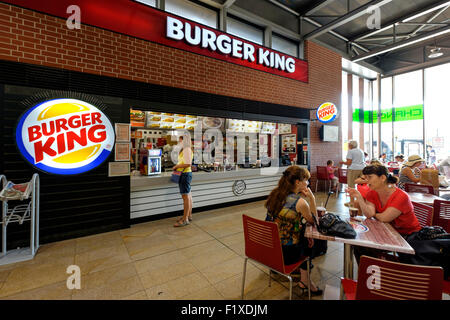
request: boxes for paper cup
[349,207,358,217]
[317,206,326,217]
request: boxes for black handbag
[317,213,357,239]
[400,227,450,280]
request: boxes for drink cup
[317,206,326,217]
[349,207,358,218]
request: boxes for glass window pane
[393,71,423,161]
[372,79,379,159]
[166,0,218,28]
[136,0,156,7]
[342,71,348,155]
[381,77,393,161]
[352,75,359,145]
[227,16,263,45]
[272,34,297,57]
[363,79,371,158]
[425,63,450,165]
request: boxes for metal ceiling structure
[198,0,450,77]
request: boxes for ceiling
[202,0,450,77]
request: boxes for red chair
[405,183,435,195]
[432,200,450,232]
[337,168,347,196]
[241,214,310,300]
[341,255,443,300]
[315,166,331,193]
[412,201,434,228]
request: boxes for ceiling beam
[302,17,370,53]
[303,0,392,40]
[266,0,299,16]
[301,0,338,17]
[223,0,236,8]
[350,0,450,41]
[382,54,450,77]
[351,25,450,62]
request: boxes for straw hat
[405,155,425,167]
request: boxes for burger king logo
[316,102,338,123]
[16,98,115,175]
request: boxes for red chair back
[404,183,434,194]
[316,166,329,180]
[432,200,450,232]
[338,168,347,184]
[355,256,443,300]
[412,201,434,228]
[242,214,285,273]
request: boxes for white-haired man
[339,140,366,189]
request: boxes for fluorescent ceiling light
[402,1,450,22]
[352,27,450,62]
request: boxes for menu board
[146,112,197,130]
[260,122,276,134]
[282,134,296,153]
[227,119,261,133]
[279,123,292,134]
[130,109,145,127]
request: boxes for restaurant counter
[130,166,307,219]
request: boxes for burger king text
[28,112,106,162]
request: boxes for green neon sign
[353,104,423,123]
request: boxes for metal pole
[392,76,395,160]
[377,74,382,157]
[30,174,35,256]
[422,69,426,160]
[35,174,39,251]
[1,175,7,256]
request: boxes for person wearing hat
[397,155,425,190]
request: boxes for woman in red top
[347,165,421,263]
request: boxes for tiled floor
[0,191,448,300]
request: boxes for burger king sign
[16,98,115,175]
[316,102,338,123]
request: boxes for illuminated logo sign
[16,99,115,175]
[316,102,338,123]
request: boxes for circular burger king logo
[316,102,338,123]
[16,98,115,175]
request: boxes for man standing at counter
[339,140,366,189]
[173,135,194,227]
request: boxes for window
[393,70,423,161]
[380,77,393,161]
[226,15,263,45]
[165,0,218,28]
[135,0,156,7]
[272,34,298,57]
[425,63,450,165]
[372,79,379,159]
[341,72,348,154]
[352,75,360,145]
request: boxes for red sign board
[4,0,308,83]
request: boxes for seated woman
[265,165,322,296]
[347,165,421,263]
[397,155,425,190]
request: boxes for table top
[407,192,445,204]
[305,214,415,255]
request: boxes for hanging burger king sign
[16,98,115,175]
[316,102,338,123]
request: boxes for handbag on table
[317,213,357,239]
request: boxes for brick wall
[0,2,342,189]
